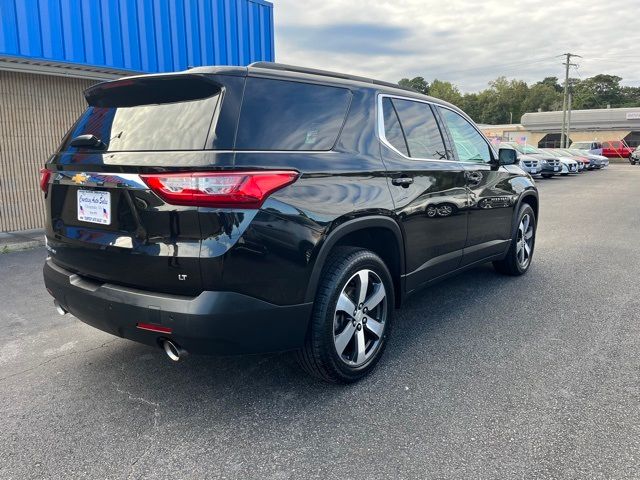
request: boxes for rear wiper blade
[70,134,106,150]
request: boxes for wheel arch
[518,191,539,220]
[508,191,539,244]
[304,216,405,307]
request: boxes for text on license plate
[77,190,111,225]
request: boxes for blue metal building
[0,0,275,232]
[0,0,274,75]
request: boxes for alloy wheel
[333,269,387,366]
[516,213,534,268]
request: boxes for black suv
[42,62,538,383]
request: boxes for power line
[429,55,557,78]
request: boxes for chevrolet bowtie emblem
[71,173,89,184]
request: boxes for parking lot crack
[112,383,161,479]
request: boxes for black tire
[493,204,536,276]
[296,247,395,383]
[541,174,552,178]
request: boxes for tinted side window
[236,77,351,151]
[392,99,447,160]
[381,97,409,156]
[439,108,491,163]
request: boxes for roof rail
[248,62,419,94]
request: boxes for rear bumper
[44,259,312,355]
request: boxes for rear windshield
[62,75,221,151]
[235,77,351,151]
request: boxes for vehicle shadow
[68,262,528,425]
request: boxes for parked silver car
[564,148,608,168]
[543,148,595,171]
[502,142,561,178]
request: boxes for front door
[378,96,468,294]
[436,106,515,265]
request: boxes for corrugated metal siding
[0,0,274,72]
[0,71,94,232]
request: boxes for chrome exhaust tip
[162,339,186,362]
[53,300,68,316]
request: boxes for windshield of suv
[522,145,541,154]
[540,149,559,157]
[502,142,524,153]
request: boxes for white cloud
[271,0,640,92]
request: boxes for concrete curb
[0,229,45,254]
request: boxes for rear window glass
[63,76,221,151]
[235,78,351,151]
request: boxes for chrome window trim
[376,93,498,165]
[376,94,458,164]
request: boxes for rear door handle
[392,177,414,187]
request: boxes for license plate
[531,169,537,174]
[554,167,559,171]
[77,190,111,225]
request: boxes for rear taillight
[39,167,51,193]
[141,171,299,208]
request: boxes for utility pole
[560,53,581,147]
[567,91,572,147]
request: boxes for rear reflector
[39,167,51,193]
[141,171,298,208]
[137,323,173,334]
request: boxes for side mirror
[498,148,517,165]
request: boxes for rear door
[44,73,242,295]
[378,96,468,292]
[436,106,514,265]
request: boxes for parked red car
[601,140,633,158]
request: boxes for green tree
[398,76,429,95]
[428,79,463,106]
[395,73,640,124]
[523,82,563,113]
[477,77,529,124]
[572,74,623,109]
[537,76,562,92]
[621,86,640,107]
[460,93,482,122]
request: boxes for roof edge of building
[0,55,141,81]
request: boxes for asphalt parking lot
[2,164,640,479]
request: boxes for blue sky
[272,0,640,92]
